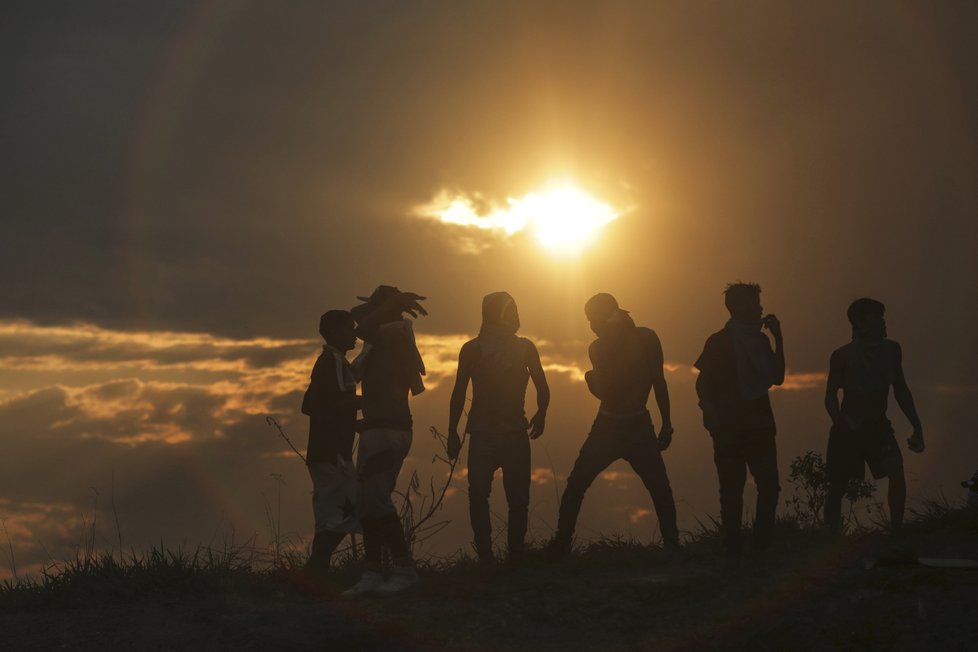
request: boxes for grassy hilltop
[0,500,976,651]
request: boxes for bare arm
[526,342,550,439]
[647,331,673,449]
[764,315,786,386]
[891,342,924,450]
[354,292,428,340]
[694,338,718,433]
[584,341,606,400]
[447,343,475,459]
[824,350,843,425]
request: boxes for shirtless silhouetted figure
[695,283,784,564]
[824,298,924,533]
[343,286,428,596]
[447,292,550,562]
[552,293,679,553]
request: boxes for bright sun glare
[418,182,621,255]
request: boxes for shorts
[826,418,903,483]
[308,457,360,534]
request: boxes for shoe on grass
[375,565,420,595]
[341,570,385,597]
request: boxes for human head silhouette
[481,291,520,334]
[585,293,629,337]
[724,282,763,323]
[351,285,427,325]
[320,310,356,352]
[847,297,887,340]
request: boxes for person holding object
[343,285,428,596]
[823,297,924,533]
[551,293,679,554]
[447,292,550,563]
[301,310,361,578]
[695,282,784,566]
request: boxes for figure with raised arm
[824,298,924,533]
[343,285,428,596]
[551,293,679,554]
[447,292,550,563]
[300,310,360,577]
[695,282,784,566]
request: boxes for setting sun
[416,182,621,255]
[522,186,620,253]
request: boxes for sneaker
[663,537,681,553]
[374,565,420,595]
[341,570,385,597]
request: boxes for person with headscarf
[694,282,784,567]
[342,285,428,596]
[447,292,550,563]
[824,297,924,533]
[300,310,360,578]
[550,293,680,554]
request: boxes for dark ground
[2,510,976,652]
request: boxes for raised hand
[762,314,782,339]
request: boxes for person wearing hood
[695,282,784,566]
[823,297,924,533]
[551,293,680,554]
[447,292,550,563]
[342,285,428,596]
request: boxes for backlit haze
[2,2,978,578]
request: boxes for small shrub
[785,450,876,530]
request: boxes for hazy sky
[2,1,977,576]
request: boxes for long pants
[712,426,780,557]
[467,430,531,557]
[556,412,679,546]
[357,428,413,567]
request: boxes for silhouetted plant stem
[265,416,306,463]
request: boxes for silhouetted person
[447,292,550,563]
[824,298,924,533]
[343,285,428,596]
[551,293,679,553]
[300,310,360,576]
[695,282,784,565]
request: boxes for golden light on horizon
[416,182,621,255]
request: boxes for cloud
[0,498,91,577]
[777,371,827,391]
[0,320,318,450]
[0,321,594,453]
[541,362,587,383]
[600,471,635,482]
[615,506,654,525]
[414,184,622,254]
[414,334,470,390]
[530,467,562,486]
[682,361,827,392]
[0,320,311,374]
